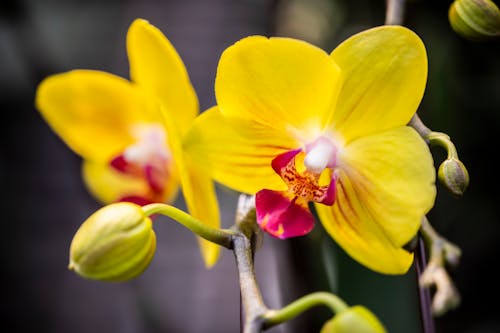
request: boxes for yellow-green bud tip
[69,202,156,282]
[449,0,500,41]
[438,158,470,196]
[320,306,387,333]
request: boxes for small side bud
[438,158,470,196]
[449,0,500,41]
[69,202,156,282]
[320,306,387,333]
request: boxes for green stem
[261,292,348,329]
[427,132,459,160]
[142,203,234,249]
[409,114,460,159]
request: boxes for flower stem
[385,0,406,25]
[230,195,351,332]
[419,217,461,316]
[427,132,459,159]
[142,203,234,249]
[261,292,348,329]
[414,236,436,333]
[233,233,268,333]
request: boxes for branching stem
[419,217,461,316]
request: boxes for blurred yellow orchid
[185,26,436,274]
[35,19,220,267]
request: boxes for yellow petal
[215,36,342,142]
[159,105,221,267]
[82,160,180,204]
[340,126,436,248]
[315,171,414,275]
[184,107,299,194]
[127,19,199,136]
[183,156,221,267]
[330,26,427,143]
[317,127,435,274]
[35,70,158,162]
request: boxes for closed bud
[69,202,156,282]
[438,157,470,196]
[320,306,387,333]
[449,0,500,41]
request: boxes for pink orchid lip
[271,148,337,206]
[110,152,169,196]
[118,195,154,206]
[255,144,338,239]
[271,148,301,175]
[256,189,315,239]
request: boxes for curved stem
[142,203,234,249]
[261,292,348,329]
[427,132,459,159]
[408,114,432,140]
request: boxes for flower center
[272,136,337,206]
[110,124,171,198]
[304,137,337,174]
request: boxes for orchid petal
[161,105,221,267]
[215,36,342,142]
[127,19,198,136]
[330,26,427,143]
[315,170,414,275]
[316,127,435,274]
[339,126,436,247]
[184,107,298,194]
[256,189,314,239]
[35,70,158,163]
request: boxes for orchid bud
[69,202,156,282]
[449,0,500,40]
[438,157,470,196]
[320,306,387,333]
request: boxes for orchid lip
[110,123,171,196]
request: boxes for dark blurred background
[2,0,499,332]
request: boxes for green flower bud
[438,157,470,196]
[320,306,387,333]
[69,202,156,282]
[449,0,500,41]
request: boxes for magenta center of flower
[256,136,337,239]
[109,124,171,203]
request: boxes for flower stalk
[385,0,406,25]
[409,116,470,196]
[142,203,234,249]
[230,194,366,332]
[261,292,348,329]
[419,217,462,316]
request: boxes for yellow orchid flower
[35,19,220,267]
[185,26,436,274]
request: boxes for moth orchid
[185,26,436,274]
[36,19,220,267]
